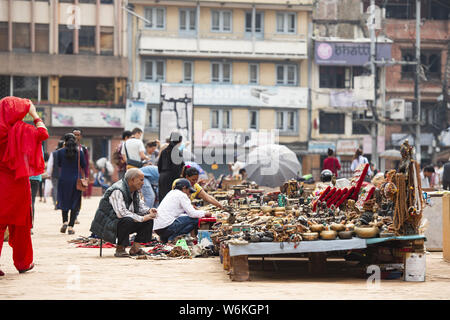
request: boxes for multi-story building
[0,0,128,164]
[310,0,391,178]
[361,0,449,166]
[126,0,313,176]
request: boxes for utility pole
[369,0,378,170]
[414,0,421,164]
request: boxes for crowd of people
[321,146,450,190]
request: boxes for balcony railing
[139,30,307,59]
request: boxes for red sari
[0,97,48,272]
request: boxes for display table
[224,235,426,281]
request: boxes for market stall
[205,140,427,281]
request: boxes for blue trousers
[155,216,198,243]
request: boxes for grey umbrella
[380,149,402,160]
[241,144,301,187]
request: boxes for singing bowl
[330,223,346,232]
[320,230,337,240]
[302,232,319,241]
[310,224,325,233]
[338,230,353,239]
[354,226,379,238]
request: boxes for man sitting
[153,178,211,243]
[90,168,157,257]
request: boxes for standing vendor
[172,167,225,210]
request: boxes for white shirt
[231,161,245,176]
[153,189,206,230]
[121,138,145,162]
[351,156,372,176]
[109,190,150,222]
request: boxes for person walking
[0,97,48,276]
[157,132,185,202]
[72,128,89,224]
[55,133,86,235]
[322,148,341,178]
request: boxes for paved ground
[1,197,450,300]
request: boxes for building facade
[361,0,450,166]
[0,0,128,164]
[127,0,313,176]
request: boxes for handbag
[76,148,88,192]
[124,140,144,168]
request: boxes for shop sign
[336,139,360,155]
[391,133,434,147]
[194,84,307,109]
[308,141,336,154]
[315,41,391,66]
[52,107,125,128]
[330,90,367,108]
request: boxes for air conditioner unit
[387,99,406,120]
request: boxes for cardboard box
[404,252,426,282]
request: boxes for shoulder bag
[124,140,144,168]
[76,147,89,192]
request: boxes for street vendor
[89,168,157,257]
[153,178,212,243]
[172,167,225,210]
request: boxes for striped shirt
[109,190,150,222]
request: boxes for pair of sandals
[114,248,148,257]
[60,224,75,235]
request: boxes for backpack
[112,144,124,166]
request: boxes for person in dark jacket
[157,132,185,202]
[90,168,157,257]
[442,158,450,190]
[55,133,85,235]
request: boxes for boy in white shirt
[153,178,211,243]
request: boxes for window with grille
[276,64,297,85]
[276,110,297,133]
[276,12,296,34]
[249,64,259,84]
[211,109,231,129]
[211,62,231,83]
[183,61,193,82]
[100,26,114,55]
[144,60,165,82]
[59,24,74,54]
[245,12,263,34]
[0,22,9,52]
[319,111,345,134]
[35,24,49,53]
[144,7,165,30]
[180,8,196,33]
[211,10,232,32]
[79,26,96,54]
[249,110,259,130]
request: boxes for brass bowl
[338,230,353,239]
[320,230,337,240]
[261,206,273,214]
[355,226,379,238]
[302,232,319,241]
[330,224,346,232]
[310,224,325,233]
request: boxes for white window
[245,12,263,33]
[211,109,231,129]
[144,7,165,30]
[144,60,165,82]
[276,12,296,34]
[183,61,193,82]
[249,110,259,130]
[276,110,297,133]
[276,64,297,85]
[211,10,232,32]
[211,62,232,83]
[249,63,259,84]
[179,8,196,32]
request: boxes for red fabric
[0,224,34,271]
[323,157,341,177]
[0,97,49,226]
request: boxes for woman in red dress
[0,97,48,276]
